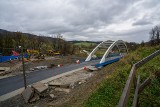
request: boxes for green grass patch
[84,45,160,107]
[74,42,96,47]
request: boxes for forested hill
[0,29,75,55]
[0,29,58,42]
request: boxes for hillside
[73,42,97,47]
[84,45,160,107]
[0,29,62,44]
[69,41,100,49]
[0,29,75,55]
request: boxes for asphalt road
[0,59,100,96]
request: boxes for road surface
[0,59,100,96]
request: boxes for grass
[74,42,96,47]
[84,45,160,107]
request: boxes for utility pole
[19,46,27,89]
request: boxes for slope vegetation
[85,45,160,107]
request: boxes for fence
[118,49,160,107]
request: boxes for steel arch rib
[100,40,127,63]
[85,40,128,63]
[85,41,105,61]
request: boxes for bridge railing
[118,49,160,107]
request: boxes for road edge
[0,67,83,102]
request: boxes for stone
[70,82,76,89]
[49,94,57,99]
[78,81,82,85]
[29,93,40,103]
[41,66,48,69]
[34,67,40,70]
[0,67,10,71]
[32,82,48,94]
[78,80,86,85]
[0,72,6,76]
[22,87,34,103]
[88,66,98,71]
[88,73,93,78]
[81,80,86,83]
[49,81,63,86]
[34,66,48,70]
[48,81,70,88]
[55,88,71,93]
[30,68,35,71]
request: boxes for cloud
[0,0,160,43]
[132,20,152,26]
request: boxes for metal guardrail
[118,49,160,107]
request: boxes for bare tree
[155,26,160,43]
[149,25,160,45]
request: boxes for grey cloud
[132,20,152,26]
[67,0,132,26]
[0,0,160,43]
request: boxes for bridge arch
[85,40,128,63]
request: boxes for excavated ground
[0,55,82,79]
[0,61,118,107]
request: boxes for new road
[0,59,100,96]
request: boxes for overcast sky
[0,0,160,43]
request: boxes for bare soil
[46,65,115,107]
[0,55,81,78]
[0,62,117,107]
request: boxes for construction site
[0,49,80,78]
[0,29,160,107]
[0,1,160,105]
[0,36,130,107]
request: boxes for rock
[34,66,48,70]
[42,66,48,69]
[48,81,70,88]
[29,93,40,103]
[88,66,98,71]
[88,73,93,78]
[78,80,86,85]
[0,70,11,76]
[0,67,10,71]
[22,87,34,103]
[70,82,76,89]
[49,94,57,99]
[0,72,6,76]
[55,88,71,93]
[78,82,82,85]
[34,67,41,70]
[30,68,34,71]
[32,82,48,94]
[81,80,86,83]
[48,81,62,86]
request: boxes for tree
[149,28,155,45]
[0,29,75,55]
[149,25,160,45]
[155,26,160,43]
[141,40,145,47]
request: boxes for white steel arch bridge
[85,40,128,67]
